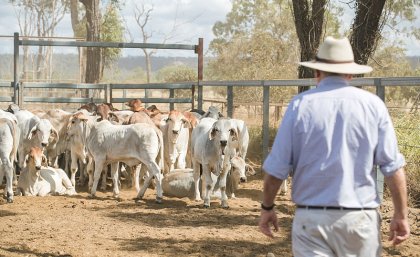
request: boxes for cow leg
[56,168,77,196]
[136,161,162,203]
[87,158,94,191]
[100,165,109,191]
[70,151,78,186]
[132,165,141,192]
[110,162,120,198]
[176,151,187,170]
[192,160,202,202]
[217,170,229,208]
[90,158,104,197]
[78,159,86,186]
[202,167,213,208]
[1,161,13,203]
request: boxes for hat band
[315,56,353,64]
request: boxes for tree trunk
[80,0,102,84]
[350,0,386,67]
[291,0,327,92]
[70,0,86,83]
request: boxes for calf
[16,147,76,196]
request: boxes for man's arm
[384,168,410,245]
[259,173,283,238]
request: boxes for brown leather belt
[297,205,376,211]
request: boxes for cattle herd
[0,100,268,208]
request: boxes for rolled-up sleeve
[375,105,405,176]
[262,103,295,180]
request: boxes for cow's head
[166,110,190,143]
[209,118,238,155]
[27,119,58,148]
[230,156,247,183]
[25,147,48,172]
[67,112,89,138]
[126,99,144,112]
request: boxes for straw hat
[299,36,372,74]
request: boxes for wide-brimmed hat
[299,36,372,74]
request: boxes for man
[259,36,410,256]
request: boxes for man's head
[299,36,372,78]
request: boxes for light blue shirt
[263,76,405,208]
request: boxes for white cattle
[16,147,76,196]
[162,110,191,173]
[0,118,19,203]
[14,109,59,169]
[191,117,238,208]
[67,113,164,202]
[229,119,249,159]
[35,109,73,168]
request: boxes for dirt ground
[1,172,419,257]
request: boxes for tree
[80,0,102,84]
[291,0,327,92]
[208,0,301,103]
[12,0,69,81]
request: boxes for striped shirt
[263,76,405,208]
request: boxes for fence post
[13,32,20,105]
[195,38,204,110]
[227,85,233,117]
[375,77,385,201]
[262,80,270,161]
[197,81,203,111]
[169,88,174,111]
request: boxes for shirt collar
[317,76,350,88]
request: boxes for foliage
[156,65,196,83]
[369,45,420,104]
[101,3,124,69]
[393,113,420,207]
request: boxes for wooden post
[262,81,270,161]
[170,88,174,111]
[195,38,203,110]
[13,32,20,105]
[227,85,233,117]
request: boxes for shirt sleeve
[262,101,295,180]
[375,103,405,176]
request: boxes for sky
[0,0,419,57]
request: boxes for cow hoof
[203,204,210,208]
[155,197,163,204]
[88,194,96,199]
[7,198,13,203]
[134,198,143,203]
[221,205,229,209]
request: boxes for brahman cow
[0,118,19,203]
[162,110,191,173]
[67,113,164,202]
[13,108,59,170]
[191,117,238,208]
[16,147,76,196]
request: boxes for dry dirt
[1,173,419,257]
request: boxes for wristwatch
[261,203,275,211]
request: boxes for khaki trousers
[292,208,381,257]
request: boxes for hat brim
[299,61,372,74]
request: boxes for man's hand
[388,216,410,245]
[259,209,279,238]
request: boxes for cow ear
[245,164,256,176]
[229,128,238,141]
[41,155,48,166]
[25,154,30,164]
[109,112,119,123]
[27,125,38,140]
[182,118,191,128]
[209,127,217,140]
